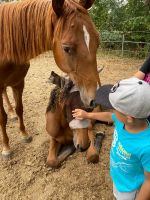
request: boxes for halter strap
[68,63,101,86]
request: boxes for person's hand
[72,109,88,120]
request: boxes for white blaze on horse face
[83,25,90,52]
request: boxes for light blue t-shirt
[110,113,150,192]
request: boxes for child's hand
[72,109,88,120]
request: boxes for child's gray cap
[95,77,150,118]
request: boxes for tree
[90,0,150,33]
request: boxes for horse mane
[48,71,69,89]
[0,0,53,63]
[46,72,74,113]
[0,0,88,64]
[46,87,61,112]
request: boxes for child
[72,77,150,200]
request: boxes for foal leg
[46,137,61,168]
[86,125,99,163]
[3,88,17,121]
[12,81,32,143]
[0,88,12,158]
[86,125,105,163]
[47,137,75,168]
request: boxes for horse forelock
[64,0,88,15]
[52,1,86,38]
[54,0,99,47]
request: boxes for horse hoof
[21,135,32,143]
[87,153,99,163]
[2,150,13,160]
[46,159,60,168]
[95,132,105,152]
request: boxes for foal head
[51,0,100,106]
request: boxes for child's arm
[72,109,113,123]
[135,171,150,200]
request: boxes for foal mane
[0,0,88,64]
[46,77,74,113]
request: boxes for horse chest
[0,63,29,86]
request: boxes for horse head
[51,0,100,106]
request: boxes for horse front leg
[3,87,17,121]
[0,88,12,158]
[86,124,99,163]
[46,137,61,168]
[47,137,75,168]
[12,81,32,143]
[86,124,105,163]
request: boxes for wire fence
[100,31,150,58]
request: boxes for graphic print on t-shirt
[111,129,135,174]
[144,73,150,84]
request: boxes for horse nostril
[77,144,84,152]
[90,99,96,108]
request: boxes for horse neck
[0,0,54,63]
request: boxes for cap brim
[95,85,113,109]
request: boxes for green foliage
[89,0,150,57]
[101,31,122,41]
[90,0,150,33]
[100,31,123,49]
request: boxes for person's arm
[135,171,150,200]
[134,70,145,80]
[134,56,150,80]
[72,109,113,123]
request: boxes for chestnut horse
[0,0,100,158]
[46,71,104,167]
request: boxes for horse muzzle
[89,99,97,108]
[72,128,90,151]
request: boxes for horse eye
[62,44,74,55]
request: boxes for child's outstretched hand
[72,109,88,120]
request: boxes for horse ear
[52,0,65,17]
[51,71,55,75]
[79,0,95,9]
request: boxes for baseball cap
[95,77,150,118]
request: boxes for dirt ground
[0,52,144,200]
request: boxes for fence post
[121,34,125,56]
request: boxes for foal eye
[62,44,74,55]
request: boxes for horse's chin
[77,85,96,106]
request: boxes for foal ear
[79,0,95,9]
[52,0,65,17]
